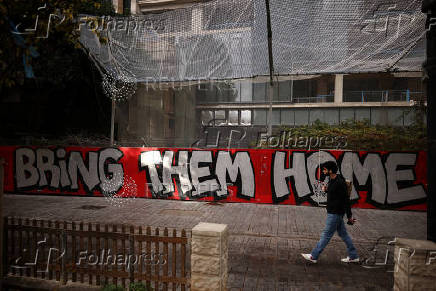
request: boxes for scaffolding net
[80,0,426,85]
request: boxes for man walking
[301,161,359,263]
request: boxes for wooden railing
[3,217,190,290]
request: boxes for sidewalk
[3,194,427,290]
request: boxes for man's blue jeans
[311,213,358,260]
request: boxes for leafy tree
[0,0,118,138]
[0,0,115,90]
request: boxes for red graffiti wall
[0,146,427,211]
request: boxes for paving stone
[3,194,426,290]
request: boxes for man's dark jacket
[326,174,352,219]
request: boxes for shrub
[129,282,154,291]
[264,119,427,151]
[101,284,124,291]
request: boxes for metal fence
[3,217,190,290]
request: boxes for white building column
[334,74,344,104]
[131,0,139,14]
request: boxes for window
[293,79,317,98]
[196,83,217,104]
[214,110,226,126]
[201,110,214,126]
[240,81,252,102]
[279,81,291,101]
[216,81,240,103]
[272,109,281,125]
[273,83,279,101]
[295,109,309,126]
[227,82,240,103]
[196,83,207,103]
[253,109,267,125]
[228,110,239,125]
[253,83,266,102]
[241,110,252,125]
[200,109,255,126]
[216,82,230,102]
[281,109,294,125]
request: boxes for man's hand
[347,217,356,225]
[321,185,327,192]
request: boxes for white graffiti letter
[341,153,386,204]
[273,152,311,199]
[190,151,219,196]
[140,151,164,193]
[15,148,39,188]
[215,151,255,198]
[162,151,192,195]
[68,152,99,191]
[56,149,71,187]
[36,149,60,188]
[385,153,426,204]
[99,148,124,194]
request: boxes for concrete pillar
[393,238,436,291]
[191,222,228,291]
[334,74,344,103]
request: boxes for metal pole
[110,98,116,146]
[290,63,294,103]
[265,0,274,136]
[423,0,436,242]
[267,83,274,135]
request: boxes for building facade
[111,0,426,147]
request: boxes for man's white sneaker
[341,256,360,263]
[301,253,317,263]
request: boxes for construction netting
[80,0,426,84]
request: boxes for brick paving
[3,194,427,290]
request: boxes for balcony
[343,90,424,103]
[292,95,334,104]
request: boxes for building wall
[199,106,425,128]
[116,84,197,147]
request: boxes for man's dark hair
[322,161,338,174]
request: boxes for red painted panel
[0,146,427,210]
